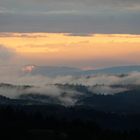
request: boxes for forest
[0,105,140,140]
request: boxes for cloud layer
[0,0,140,33]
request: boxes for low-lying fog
[0,65,139,105]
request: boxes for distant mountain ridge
[22,65,80,76]
[22,65,140,76]
[82,65,140,75]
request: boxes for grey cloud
[67,33,93,37]
[0,0,140,34]
[28,0,140,8]
[0,33,48,38]
[1,0,140,13]
[0,45,16,60]
[0,11,140,34]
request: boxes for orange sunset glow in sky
[0,33,140,68]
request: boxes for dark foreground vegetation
[0,105,140,140]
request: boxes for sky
[0,0,140,69]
